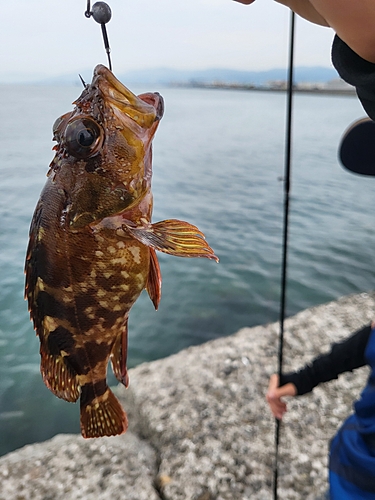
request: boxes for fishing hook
[85,1,113,71]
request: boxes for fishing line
[85,1,113,71]
[273,11,295,500]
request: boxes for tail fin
[80,385,128,438]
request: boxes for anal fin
[146,247,162,310]
[122,219,219,261]
[40,342,79,402]
[110,317,129,388]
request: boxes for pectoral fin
[110,317,129,388]
[146,248,162,310]
[122,219,219,262]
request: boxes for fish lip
[138,92,164,122]
[92,65,164,127]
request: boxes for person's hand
[266,374,297,420]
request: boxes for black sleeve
[279,323,372,395]
[332,35,375,121]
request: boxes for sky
[0,0,336,83]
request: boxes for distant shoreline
[173,82,356,96]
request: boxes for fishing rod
[271,11,375,498]
[273,10,295,500]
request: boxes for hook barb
[78,74,87,87]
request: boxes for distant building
[296,81,324,91]
[323,78,354,91]
[265,80,288,90]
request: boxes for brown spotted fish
[25,65,218,439]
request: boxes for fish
[25,65,218,439]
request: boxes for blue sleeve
[280,324,372,395]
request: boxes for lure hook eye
[64,117,104,159]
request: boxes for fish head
[51,65,164,228]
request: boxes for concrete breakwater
[0,292,374,500]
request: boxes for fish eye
[64,117,103,159]
[52,112,73,142]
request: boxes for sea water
[0,83,373,456]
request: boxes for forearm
[276,0,375,63]
[311,0,375,63]
[280,323,372,395]
[274,0,328,26]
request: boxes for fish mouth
[92,65,164,129]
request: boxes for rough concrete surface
[0,432,159,500]
[1,292,374,500]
